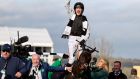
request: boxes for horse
[51,41,98,79]
[64,47,98,79]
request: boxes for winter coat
[90,68,109,79]
[108,71,127,79]
[21,60,65,79]
[0,56,25,79]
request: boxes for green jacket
[48,58,62,79]
[91,68,109,79]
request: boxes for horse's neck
[72,61,82,74]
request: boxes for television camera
[12,36,31,59]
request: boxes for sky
[0,0,140,59]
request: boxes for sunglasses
[2,50,10,53]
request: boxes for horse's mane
[79,49,92,64]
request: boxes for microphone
[15,36,28,45]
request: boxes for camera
[12,36,31,59]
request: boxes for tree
[98,37,113,59]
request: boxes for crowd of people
[85,57,128,79]
[0,44,72,79]
[0,44,139,79]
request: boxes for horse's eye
[84,63,88,66]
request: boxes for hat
[2,44,12,52]
[74,2,84,10]
[74,2,84,15]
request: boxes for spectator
[48,53,69,79]
[16,54,71,79]
[129,68,139,79]
[108,61,127,79]
[90,57,109,79]
[0,44,25,79]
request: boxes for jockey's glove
[80,39,86,46]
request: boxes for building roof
[0,26,53,47]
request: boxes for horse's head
[75,40,98,70]
[78,49,92,70]
[66,40,99,79]
[70,49,93,79]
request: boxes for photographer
[0,44,25,79]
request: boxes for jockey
[62,2,90,66]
